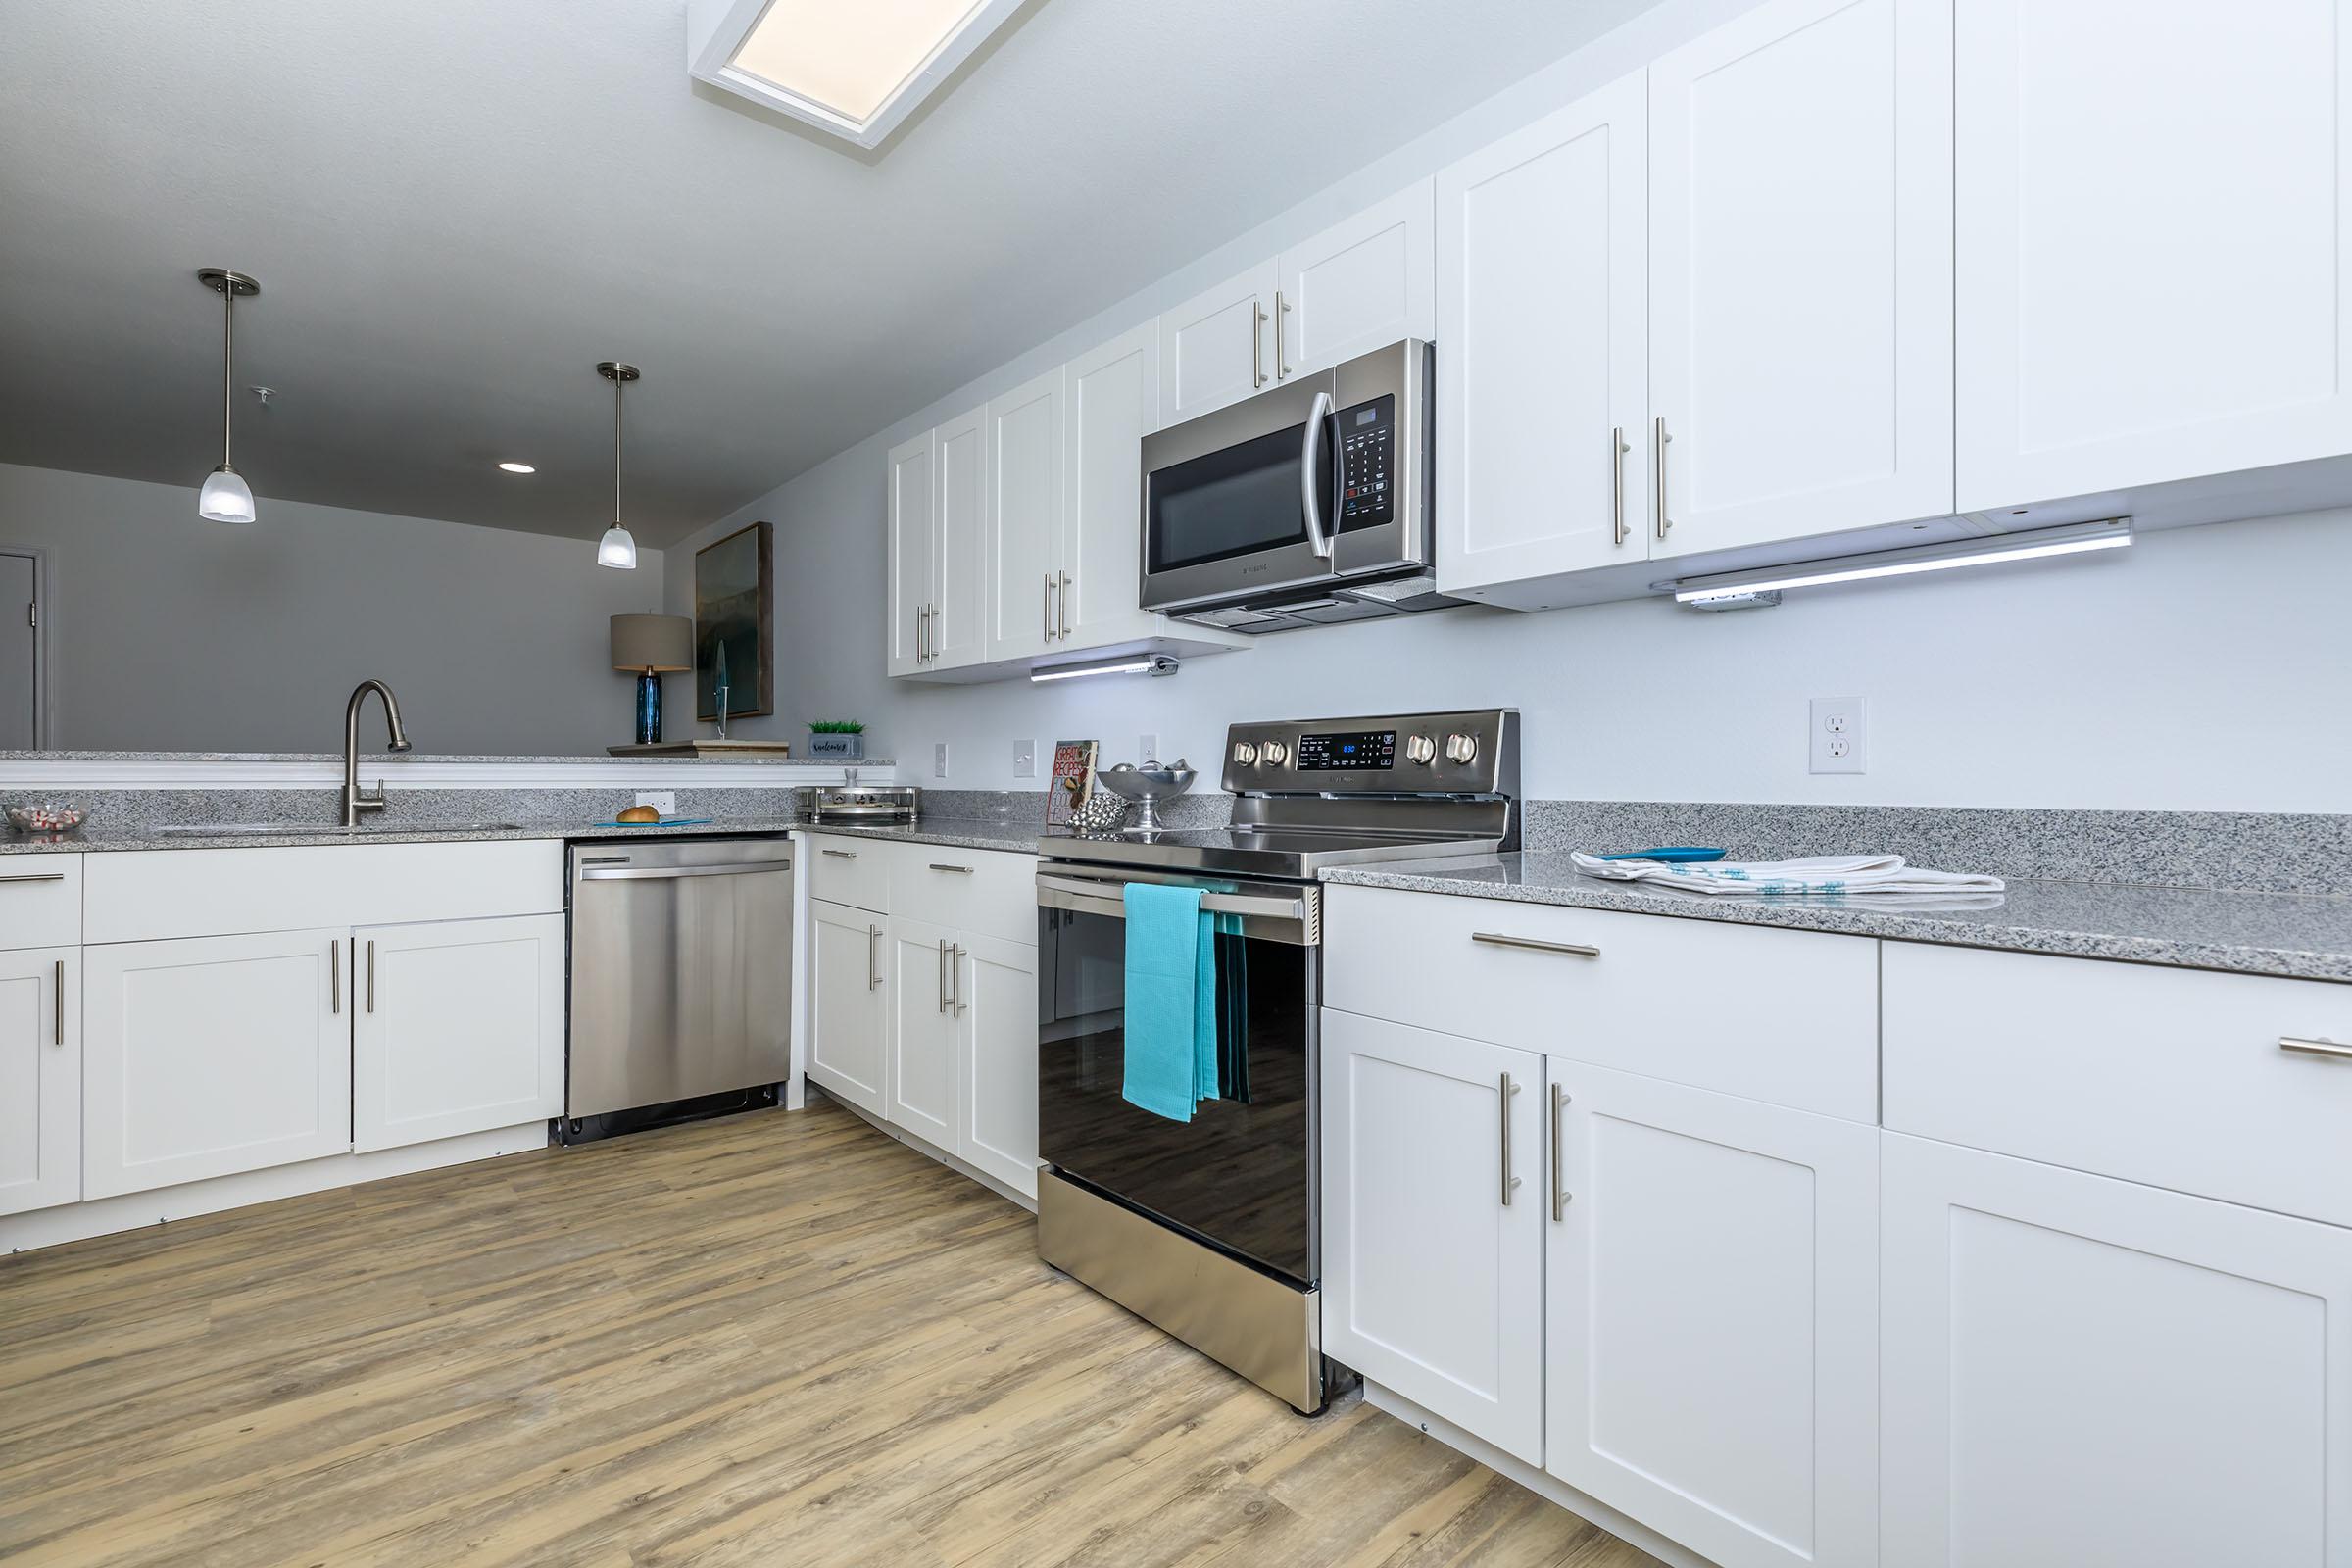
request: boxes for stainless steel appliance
[806,782,921,824]
[564,835,794,1142]
[1140,340,1455,632]
[1035,709,1519,1412]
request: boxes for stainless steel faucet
[341,679,413,826]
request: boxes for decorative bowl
[1088,761,1195,832]
[5,802,85,834]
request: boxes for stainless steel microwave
[1140,339,1434,623]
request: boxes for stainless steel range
[1034,709,1519,1413]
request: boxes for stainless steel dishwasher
[563,835,794,1143]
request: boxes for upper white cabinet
[1437,71,1649,603]
[930,407,987,668]
[351,914,564,1153]
[1955,0,2352,513]
[1158,260,1281,426]
[983,367,1067,664]
[1059,322,1164,650]
[0,948,76,1217]
[1647,0,1953,556]
[1278,180,1436,380]
[1882,1133,2352,1568]
[885,430,934,678]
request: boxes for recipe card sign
[1045,740,1098,828]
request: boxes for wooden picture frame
[694,520,773,722]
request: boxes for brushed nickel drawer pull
[2280,1036,2352,1061]
[0,872,66,884]
[1550,1081,1570,1220]
[330,939,341,1015]
[821,848,858,859]
[867,925,883,989]
[1473,931,1600,959]
[929,862,974,874]
[366,940,376,1013]
[1498,1072,1522,1206]
[52,958,63,1045]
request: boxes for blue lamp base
[635,669,664,745]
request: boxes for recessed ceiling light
[687,0,1024,150]
[498,462,536,474]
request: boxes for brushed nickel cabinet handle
[1473,931,1600,959]
[1251,301,1268,388]
[929,862,974,874]
[52,957,63,1045]
[1498,1072,1523,1206]
[1611,425,1630,547]
[821,848,858,859]
[0,872,66,884]
[1045,573,1055,642]
[868,925,883,989]
[1276,288,1291,377]
[1550,1082,1570,1221]
[938,938,950,1013]
[1059,571,1072,638]
[366,940,376,1013]
[951,945,967,1016]
[330,939,341,1015]
[1653,416,1673,539]
[2280,1036,2352,1060]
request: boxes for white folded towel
[1569,851,2004,897]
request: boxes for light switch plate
[934,742,950,779]
[635,790,677,814]
[1138,733,1159,766]
[1013,738,1036,779]
[1809,697,1866,774]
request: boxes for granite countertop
[1320,851,2352,982]
[0,814,1055,857]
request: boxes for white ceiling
[0,0,1651,547]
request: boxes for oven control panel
[1220,710,1518,797]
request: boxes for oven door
[1036,864,1319,1287]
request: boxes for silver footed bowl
[1090,761,1196,832]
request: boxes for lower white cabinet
[351,914,563,1152]
[0,947,77,1216]
[1545,1060,1880,1568]
[887,916,960,1149]
[808,897,889,1116]
[1320,1008,1546,1464]
[1882,1133,2352,1568]
[83,929,351,1199]
[956,933,1037,1200]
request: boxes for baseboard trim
[808,1084,1039,1213]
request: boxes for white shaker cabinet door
[886,430,935,676]
[1320,1008,1545,1465]
[928,406,988,671]
[956,932,1038,1200]
[1648,0,1953,556]
[1277,179,1435,380]
[808,899,889,1116]
[83,930,351,1198]
[1437,68,1648,602]
[1158,260,1280,426]
[0,947,77,1216]
[1956,0,2352,512]
[1545,1061,1879,1568]
[1882,1133,2352,1568]
[887,917,960,1151]
[351,913,563,1152]
[983,366,1066,665]
[1060,321,1162,650]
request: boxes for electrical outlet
[1809,697,1866,774]
[1013,738,1036,780]
[634,790,676,815]
[1138,733,1159,766]
[934,742,950,779]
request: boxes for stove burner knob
[1260,740,1290,766]
[1444,732,1480,765]
[1403,734,1437,765]
[1232,741,1258,765]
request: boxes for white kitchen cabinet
[1320,1008,1546,1464]
[929,406,987,669]
[1546,1061,1879,1568]
[1956,0,2352,514]
[887,916,960,1150]
[82,929,351,1199]
[1277,179,1435,380]
[1158,259,1280,425]
[0,947,77,1216]
[983,366,1066,664]
[351,913,563,1153]
[885,429,934,677]
[1058,321,1164,650]
[956,932,1037,1200]
[1436,70,1648,603]
[1647,0,1952,555]
[1882,1133,2352,1568]
[808,898,889,1116]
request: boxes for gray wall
[0,462,665,754]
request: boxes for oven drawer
[890,845,1035,943]
[806,834,890,911]
[1324,883,1877,1121]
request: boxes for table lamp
[611,613,694,745]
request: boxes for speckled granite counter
[1321,852,2352,982]
[0,815,1056,857]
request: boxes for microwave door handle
[1299,389,1336,560]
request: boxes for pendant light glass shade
[199,466,256,524]
[196,270,259,524]
[596,362,641,570]
[598,524,638,568]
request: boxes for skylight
[686,0,1021,151]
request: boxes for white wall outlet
[1138,733,1159,766]
[1809,697,1866,775]
[934,741,950,779]
[1013,738,1036,779]
[634,790,676,815]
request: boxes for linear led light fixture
[686,0,1023,150]
[1030,654,1180,685]
[1672,518,2134,605]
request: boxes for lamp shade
[611,613,693,672]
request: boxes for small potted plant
[807,719,866,760]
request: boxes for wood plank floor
[0,1102,1664,1567]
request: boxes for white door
[1648,0,1953,555]
[887,916,959,1150]
[929,406,987,670]
[1277,180,1436,380]
[1158,259,1281,424]
[1436,70,1648,603]
[1956,0,2352,512]
[956,932,1037,1199]
[1547,1060,1879,1568]
[0,554,37,749]
[808,899,889,1116]
[351,914,563,1152]
[1320,1009,1545,1464]
[83,930,351,1198]
[886,430,935,676]
[1059,322,1162,650]
[1882,1133,2352,1568]
[0,947,75,1216]
[984,367,1066,664]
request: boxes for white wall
[0,462,663,754]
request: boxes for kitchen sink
[154,820,527,837]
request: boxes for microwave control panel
[1337,395,1396,532]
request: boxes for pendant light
[596,361,640,569]
[195,269,260,523]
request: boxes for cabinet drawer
[807,834,891,912]
[1885,943,2352,1227]
[889,846,1036,945]
[0,857,80,951]
[1325,884,1877,1121]
[84,839,563,943]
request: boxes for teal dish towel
[1121,883,1219,1122]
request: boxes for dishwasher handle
[579,860,793,882]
